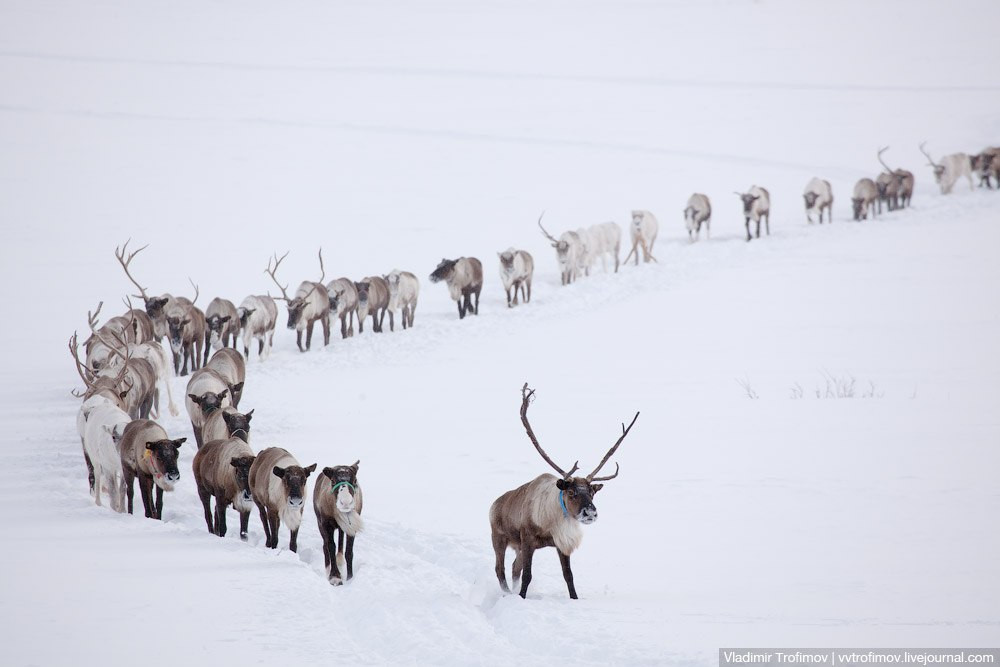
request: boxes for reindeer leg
[517,539,536,599]
[526,278,532,303]
[296,330,304,353]
[765,212,770,236]
[745,218,752,242]
[83,446,95,495]
[239,510,250,541]
[305,321,314,350]
[197,484,214,534]
[256,502,271,546]
[203,333,211,367]
[123,468,135,515]
[345,534,356,580]
[217,497,229,537]
[154,485,164,520]
[340,313,348,339]
[457,299,465,319]
[322,315,330,345]
[267,512,280,549]
[139,472,154,518]
[492,532,510,592]
[558,551,578,599]
[289,526,299,553]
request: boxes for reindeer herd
[67,137,996,598]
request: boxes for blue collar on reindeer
[330,481,355,494]
[559,490,569,517]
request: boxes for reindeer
[734,188,770,241]
[265,251,330,352]
[115,240,198,344]
[876,146,914,211]
[385,270,419,331]
[119,419,185,519]
[81,402,131,512]
[84,304,161,420]
[194,437,256,540]
[249,447,316,552]
[538,213,583,284]
[313,461,363,585]
[429,257,483,318]
[919,141,973,195]
[204,348,246,408]
[970,146,1000,188]
[204,297,241,365]
[625,210,660,263]
[587,222,622,272]
[498,249,534,307]
[165,294,206,377]
[325,278,358,339]
[852,178,879,221]
[490,384,638,599]
[803,178,833,224]
[574,227,595,277]
[185,368,234,448]
[202,407,253,444]
[355,276,390,333]
[684,194,712,242]
[237,295,278,361]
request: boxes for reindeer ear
[272,466,286,478]
[220,315,231,323]
[173,438,186,447]
[218,389,229,400]
[231,382,244,394]
[303,463,317,476]
[591,483,604,494]
[245,409,254,421]
[188,394,201,404]
[146,442,157,450]
[352,459,360,471]
[231,457,241,468]
[556,478,569,490]
[181,319,191,326]
[323,467,337,479]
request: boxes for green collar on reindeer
[329,481,355,494]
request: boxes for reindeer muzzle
[579,506,598,524]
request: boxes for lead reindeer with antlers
[265,250,330,352]
[877,146,915,210]
[919,141,973,195]
[490,383,639,599]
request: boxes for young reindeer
[237,295,278,361]
[249,447,316,552]
[735,187,771,241]
[204,297,241,365]
[684,194,712,242]
[265,250,330,352]
[803,178,833,224]
[429,257,483,319]
[385,270,419,331]
[490,384,639,600]
[313,461,363,585]
[185,368,234,448]
[538,213,582,285]
[497,248,534,307]
[201,407,253,444]
[193,437,256,540]
[326,278,358,339]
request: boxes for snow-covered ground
[1,1,999,664]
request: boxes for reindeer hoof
[329,576,343,586]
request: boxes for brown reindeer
[265,250,330,352]
[185,368,235,448]
[193,437,256,540]
[249,447,316,552]
[490,384,638,599]
[878,146,915,209]
[313,461,363,585]
[429,257,483,319]
[205,348,246,408]
[204,297,241,365]
[119,419,185,519]
[354,276,390,333]
[201,406,253,444]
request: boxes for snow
[1,0,999,664]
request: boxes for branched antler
[115,239,150,301]
[68,332,94,391]
[317,247,326,283]
[520,383,578,479]
[536,211,559,247]
[586,411,639,482]
[265,252,292,302]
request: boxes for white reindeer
[537,213,583,285]
[683,194,712,242]
[586,222,622,272]
[803,178,833,224]
[626,210,659,264]
[497,248,534,307]
[82,402,131,512]
[237,295,278,361]
[920,142,974,194]
[385,270,420,331]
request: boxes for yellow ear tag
[144,449,152,459]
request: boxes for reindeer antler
[918,141,939,167]
[877,146,895,173]
[188,277,199,305]
[520,383,578,479]
[68,332,94,390]
[317,247,326,283]
[265,252,292,302]
[586,411,639,482]
[536,211,559,247]
[115,239,150,301]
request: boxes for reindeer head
[429,259,457,283]
[188,389,228,416]
[230,454,256,505]
[145,296,170,320]
[145,438,185,489]
[498,250,515,271]
[803,192,820,210]
[102,421,129,450]
[206,314,231,345]
[355,280,371,305]
[631,210,645,227]
[519,383,637,526]
[322,461,360,514]
[167,315,190,353]
[285,296,310,330]
[237,307,255,328]
[272,463,317,509]
[735,193,759,215]
[385,272,401,297]
[222,408,253,442]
